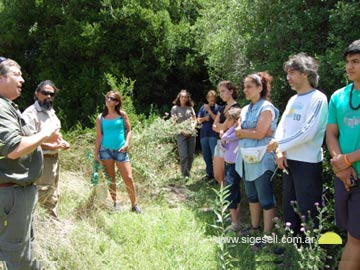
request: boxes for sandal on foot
[251,241,267,251]
[251,234,273,251]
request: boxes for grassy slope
[33,156,219,270]
[32,154,302,270]
[29,124,338,270]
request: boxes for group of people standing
[1,39,360,269]
[171,40,360,269]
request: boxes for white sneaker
[114,202,121,212]
[227,223,242,232]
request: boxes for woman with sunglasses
[94,90,141,213]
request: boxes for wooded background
[0,0,359,129]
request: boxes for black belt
[44,153,58,158]
[0,182,33,188]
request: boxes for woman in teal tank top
[94,90,142,213]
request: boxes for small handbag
[240,145,267,163]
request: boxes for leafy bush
[130,117,180,185]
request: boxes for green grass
[35,207,217,270]
[33,156,220,270]
[29,121,341,270]
[31,155,296,270]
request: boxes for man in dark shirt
[0,57,59,270]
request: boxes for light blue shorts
[213,139,225,158]
[99,146,129,162]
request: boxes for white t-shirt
[275,89,328,163]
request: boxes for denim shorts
[243,170,275,210]
[99,146,129,162]
[213,139,225,158]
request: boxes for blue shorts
[99,146,129,162]
[243,170,275,210]
[213,140,225,158]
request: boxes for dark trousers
[225,162,241,209]
[176,134,196,177]
[0,185,41,270]
[282,159,323,235]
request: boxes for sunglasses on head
[105,96,119,102]
[39,90,55,97]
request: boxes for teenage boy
[326,39,360,270]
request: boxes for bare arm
[197,115,209,124]
[7,127,59,159]
[119,111,132,152]
[326,124,341,158]
[94,115,103,161]
[212,112,221,133]
[235,110,272,140]
[204,104,217,120]
[212,112,232,134]
[326,123,357,191]
[41,132,70,151]
[330,123,360,164]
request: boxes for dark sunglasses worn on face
[39,90,55,97]
[105,96,119,102]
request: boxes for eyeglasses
[39,90,55,97]
[105,96,119,102]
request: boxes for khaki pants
[36,156,59,218]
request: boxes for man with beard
[22,80,70,218]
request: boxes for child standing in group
[221,107,242,231]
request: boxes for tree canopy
[0,0,359,128]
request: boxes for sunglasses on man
[39,90,55,97]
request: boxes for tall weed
[211,185,235,270]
